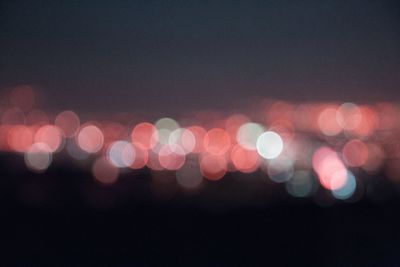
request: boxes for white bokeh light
[256,131,283,159]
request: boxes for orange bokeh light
[230,145,259,173]
[7,125,34,152]
[200,153,227,181]
[34,125,64,152]
[203,128,231,155]
[131,122,158,150]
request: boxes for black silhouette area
[1,151,400,266]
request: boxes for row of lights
[1,86,399,202]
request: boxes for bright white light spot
[256,131,283,159]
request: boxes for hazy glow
[131,122,158,150]
[203,128,231,155]
[158,144,186,170]
[336,103,362,131]
[256,131,283,159]
[24,142,52,172]
[236,122,265,150]
[92,157,119,185]
[26,109,49,126]
[34,125,64,152]
[107,140,135,168]
[187,126,206,153]
[312,147,347,190]
[155,117,180,131]
[129,144,148,169]
[286,170,315,198]
[200,154,227,181]
[77,124,104,153]
[342,139,368,167]
[7,125,34,152]
[169,128,196,154]
[54,110,80,137]
[230,145,259,173]
[318,107,342,136]
[332,171,356,200]
[267,156,294,183]
[176,160,203,189]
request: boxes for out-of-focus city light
[312,147,347,190]
[24,142,52,172]
[203,128,231,155]
[107,140,135,168]
[332,170,357,200]
[236,122,265,150]
[55,110,80,137]
[92,157,119,185]
[256,131,283,159]
[131,122,158,150]
[286,170,315,197]
[1,86,400,204]
[200,153,227,181]
[342,139,368,167]
[77,124,104,153]
[34,125,64,152]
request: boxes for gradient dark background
[1,1,400,266]
[1,0,400,113]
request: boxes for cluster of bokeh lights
[1,85,400,203]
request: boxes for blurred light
[362,143,385,173]
[34,125,64,152]
[7,125,34,152]
[312,147,347,190]
[24,143,52,172]
[107,140,135,168]
[129,144,148,169]
[230,145,259,173]
[256,131,283,159]
[155,117,180,132]
[131,122,158,150]
[200,153,227,181]
[286,170,315,197]
[267,156,294,183]
[203,128,231,155]
[342,139,368,167]
[168,128,196,154]
[1,107,25,125]
[336,103,362,131]
[332,170,357,200]
[176,159,203,189]
[318,106,342,136]
[158,144,186,170]
[66,139,90,160]
[77,124,104,153]
[92,157,119,185]
[54,110,80,137]
[26,109,49,126]
[236,122,265,150]
[186,125,206,153]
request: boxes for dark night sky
[1,0,399,113]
